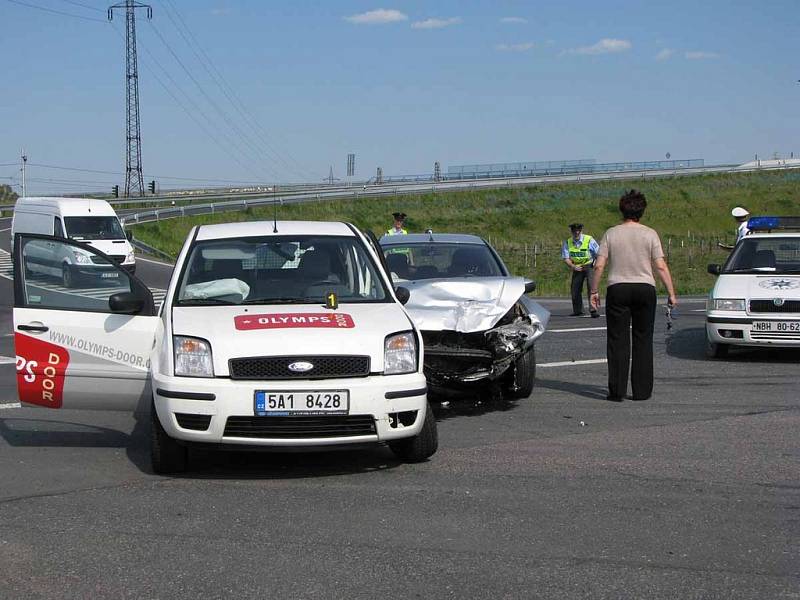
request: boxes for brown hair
[619,189,647,221]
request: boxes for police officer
[562,223,600,317]
[719,207,751,249]
[387,212,408,236]
[732,206,750,242]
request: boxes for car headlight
[708,298,746,311]
[384,332,417,375]
[174,336,214,377]
[72,251,91,264]
[125,251,135,263]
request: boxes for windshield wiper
[177,297,238,305]
[241,297,317,304]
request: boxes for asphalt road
[0,217,798,599]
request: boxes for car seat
[752,250,776,269]
[449,248,489,276]
[386,253,409,279]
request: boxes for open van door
[13,234,160,411]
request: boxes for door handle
[17,323,49,333]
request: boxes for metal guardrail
[129,236,175,262]
[119,163,766,227]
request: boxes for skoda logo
[773,298,785,307]
[288,361,314,373]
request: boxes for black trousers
[570,268,594,315]
[605,283,657,399]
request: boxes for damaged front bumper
[422,305,543,389]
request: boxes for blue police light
[747,216,800,231]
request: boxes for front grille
[175,413,212,431]
[90,255,125,265]
[749,299,800,313]
[223,415,377,439]
[228,355,370,380]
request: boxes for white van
[11,197,136,287]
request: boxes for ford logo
[288,361,314,373]
[773,298,785,307]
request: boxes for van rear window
[64,216,125,240]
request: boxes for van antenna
[272,198,278,233]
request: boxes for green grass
[133,170,800,296]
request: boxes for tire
[62,264,76,288]
[388,402,438,463]
[506,347,536,399]
[151,407,187,474]
[705,337,729,359]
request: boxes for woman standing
[590,190,677,402]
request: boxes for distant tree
[0,184,18,204]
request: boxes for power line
[110,23,273,183]
[56,0,104,12]
[146,19,288,181]
[158,0,319,180]
[27,161,275,184]
[5,0,106,22]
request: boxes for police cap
[731,207,749,218]
[392,212,407,221]
[569,223,583,231]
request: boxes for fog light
[720,329,743,339]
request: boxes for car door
[13,233,161,411]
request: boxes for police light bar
[747,216,800,231]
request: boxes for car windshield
[64,216,126,240]
[723,237,800,274]
[175,235,389,305]
[382,243,503,280]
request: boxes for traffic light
[112,185,119,198]
[148,180,156,194]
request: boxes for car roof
[16,197,117,216]
[195,220,356,241]
[380,233,486,245]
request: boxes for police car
[13,221,437,473]
[706,216,800,357]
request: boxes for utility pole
[108,1,152,198]
[20,149,27,198]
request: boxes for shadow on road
[536,378,608,401]
[666,326,800,363]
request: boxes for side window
[53,217,65,238]
[19,237,135,312]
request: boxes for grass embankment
[133,170,800,296]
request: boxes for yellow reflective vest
[386,228,408,236]
[567,235,594,266]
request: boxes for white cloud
[344,8,408,25]
[500,17,527,24]
[566,38,632,55]
[655,48,674,61]
[685,51,720,60]
[411,17,462,29]
[496,42,536,52]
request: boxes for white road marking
[0,356,15,365]
[135,255,174,267]
[539,358,608,368]
[0,403,21,410]
[549,326,607,333]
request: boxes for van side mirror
[109,291,144,314]
[125,230,133,241]
[524,280,537,294]
[707,264,721,276]
[394,286,411,305]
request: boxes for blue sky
[1,0,799,191]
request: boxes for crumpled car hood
[399,276,550,334]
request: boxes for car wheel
[705,337,729,359]
[506,347,536,399]
[151,407,187,474]
[388,402,438,463]
[62,264,76,288]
